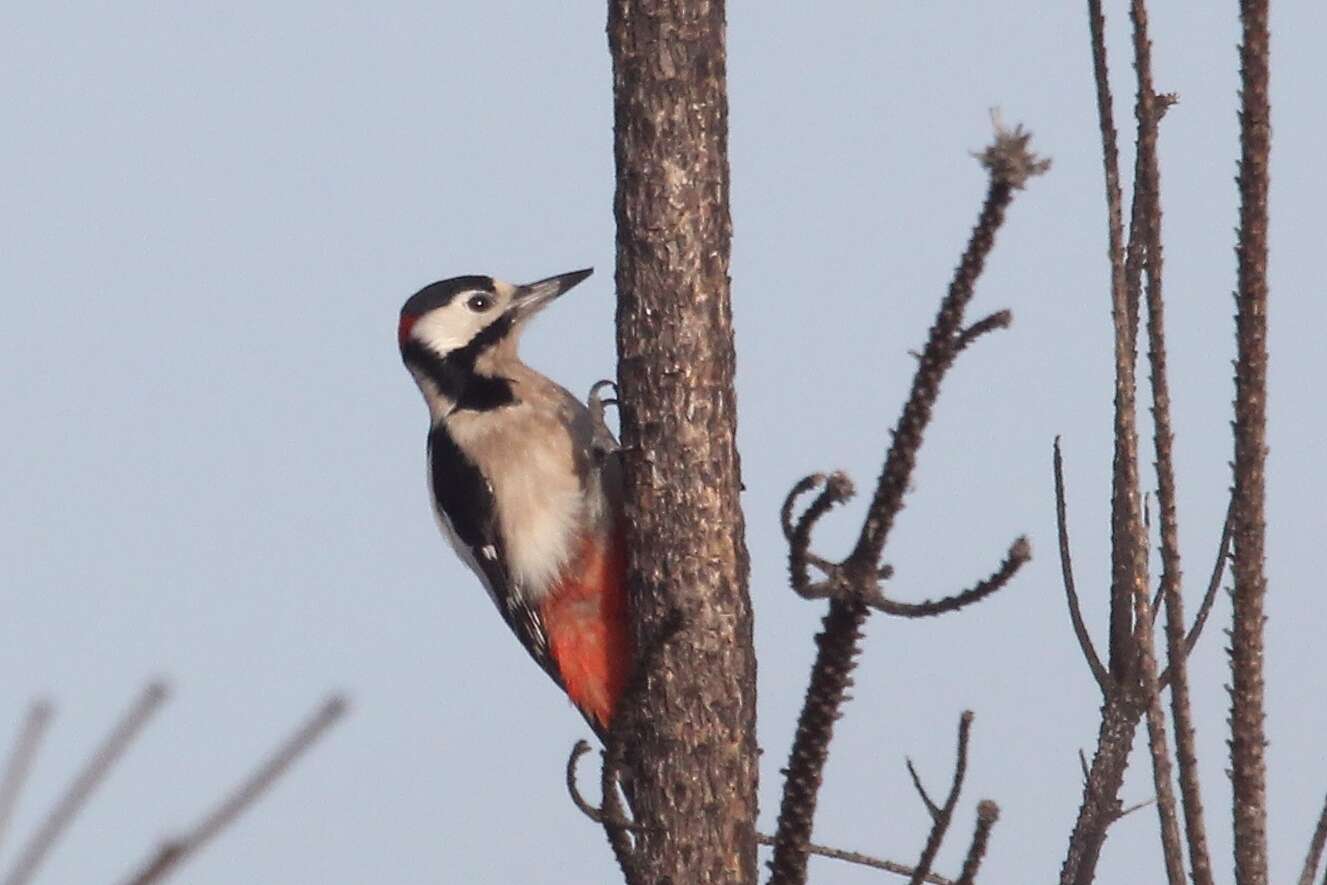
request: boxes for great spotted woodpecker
[398,268,630,737]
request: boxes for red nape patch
[541,534,631,730]
[397,313,418,347]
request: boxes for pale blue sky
[2,3,1323,883]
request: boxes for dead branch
[754,834,953,884]
[1298,792,1327,885]
[120,695,347,885]
[906,712,974,885]
[1053,439,1112,696]
[0,701,54,856]
[1127,1,1214,878]
[955,310,1013,353]
[1131,590,1186,885]
[1229,0,1272,879]
[954,801,1000,885]
[768,124,1042,885]
[906,759,943,821]
[2,682,168,885]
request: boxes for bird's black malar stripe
[401,312,519,412]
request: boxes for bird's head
[398,268,593,417]
[398,268,592,362]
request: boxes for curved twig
[565,741,637,832]
[784,473,857,599]
[864,538,1029,618]
[1054,438,1112,696]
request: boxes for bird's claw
[587,379,621,462]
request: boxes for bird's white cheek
[412,309,476,354]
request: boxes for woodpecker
[398,268,630,738]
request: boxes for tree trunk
[607,1,758,882]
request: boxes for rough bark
[607,1,758,882]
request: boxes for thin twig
[955,801,1000,885]
[1054,438,1112,696]
[907,712,973,885]
[0,702,54,855]
[1183,497,1235,659]
[121,695,347,885]
[755,834,953,885]
[3,682,169,885]
[955,310,1013,352]
[1298,792,1327,885]
[906,759,943,821]
[1157,495,1235,687]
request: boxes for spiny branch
[954,801,1000,885]
[769,123,1043,885]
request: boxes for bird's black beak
[512,267,593,315]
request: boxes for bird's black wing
[426,426,564,691]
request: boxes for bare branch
[1229,0,1272,878]
[3,682,168,885]
[121,695,347,885]
[755,834,953,885]
[1119,796,1158,820]
[770,126,1040,885]
[850,129,1041,572]
[955,310,1013,353]
[1183,497,1235,659]
[907,712,974,885]
[1131,591,1186,885]
[1127,0,1215,876]
[1060,695,1145,885]
[566,741,609,823]
[906,758,943,821]
[768,597,869,885]
[1298,792,1327,885]
[1053,438,1112,696]
[955,801,1001,885]
[783,472,857,600]
[0,701,54,856]
[863,538,1029,618]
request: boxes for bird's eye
[466,293,494,313]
